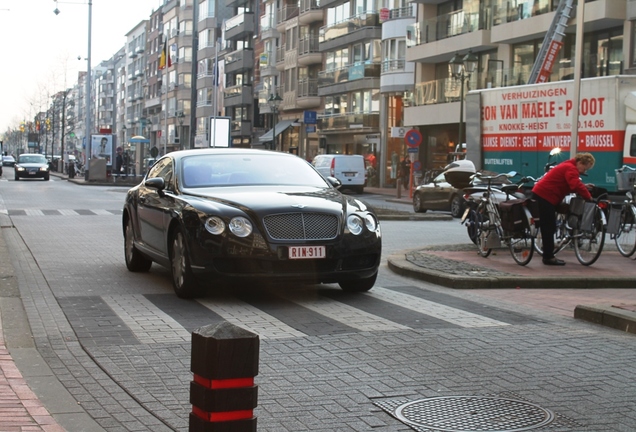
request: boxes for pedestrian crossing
[58,285,527,346]
[6,209,122,216]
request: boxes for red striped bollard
[190,322,259,432]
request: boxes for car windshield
[19,155,47,164]
[181,153,330,188]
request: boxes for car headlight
[229,216,252,237]
[364,213,378,232]
[347,215,364,235]
[39,167,49,172]
[16,166,25,171]
[204,216,225,235]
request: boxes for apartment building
[405,0,633,174]
[196,0,234,148]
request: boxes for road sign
[407,147,418,154]
[405,129,422,148]
[304,111,317,124]
[413,161,422,171]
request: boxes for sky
[0,0,164,133]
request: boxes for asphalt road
[0,171,634,431]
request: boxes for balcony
[277,5,299,29]
[225,0,249,9]
[231,119,252,136]
[261,13,279,40]
[318,61,381,91]
[300,0,322,24]
[224,12,255,41]
[224,84,253,107]
[225,48,254,74]
[276,44,285,71]
[389,5,414,19]
[135,46,145,54]
[297,78,321,109]
[298,36,321,66]
[319,12,381,49]
[319,112,380,132]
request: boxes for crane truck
[464,75,636,192]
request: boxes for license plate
[344,172,355,177]
[289,246,326,259]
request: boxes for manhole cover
[394,396,555,431]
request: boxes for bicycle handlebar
[471,171,515,181]
[616,165,636,173]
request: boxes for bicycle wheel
[573,207,606,266]
[509,231,534,265]
[614,205,636,257]
[534,213,568,256]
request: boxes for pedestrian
[400,156,411,190]
[115,147,124,174]
[531,152,595,266]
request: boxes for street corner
[574,303,636,334]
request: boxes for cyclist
[532,152,595,266]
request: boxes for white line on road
[368,287,510,328]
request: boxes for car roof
[164,148,300,161]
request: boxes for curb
[574,304,636,334]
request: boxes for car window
[181,153,329,188]
[18,155,47,164]
[335,156,362,171]
[147,158,174,190]
[434,173,446,183]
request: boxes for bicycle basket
[499,198,528,232]
[615,169,636,191]
[567,197,586,228]
[579,202,597,232]
[606,204,623,235]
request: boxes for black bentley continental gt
[122,148,382,298]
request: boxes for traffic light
[19,123,25,132]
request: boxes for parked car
[413,160,514,218]
[14,154,50,181]
[123,148,382,298]
[2,155,15,167]
[312,154,366,193]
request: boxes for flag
[159,40,171,70]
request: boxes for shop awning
[258,119,297,143]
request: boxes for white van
[312,154,366,193]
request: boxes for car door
[137,157,176,256]
[427,173,452,209]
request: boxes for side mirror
[327,176,342,189]
[144,177,165,193]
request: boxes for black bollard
[190,322,259,432]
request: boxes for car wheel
[124,219,152,272]
[14,175,18,181]
[450,195,464,218]
[170,229,202,298]
[44,174,50,181]
[338,272,377,292]
[413,193,427,213]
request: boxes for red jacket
[532,158,592,205]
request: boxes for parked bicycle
[462,171,540,266]
[534,193,610,266]
[612,165,636,256]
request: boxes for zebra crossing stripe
[277,290,410,332]
[58,209,80,216]
[197,297,306,340]
[25,209,44,216]
[102,294,191,344]
[368,287,510,328]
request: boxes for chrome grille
[263,213,339,240]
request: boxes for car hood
[17,163,47,168]
[184,185,372,216]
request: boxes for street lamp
[177,111,185,150]
[449,50,478,150]
[54,0,92,179]
[268,93,283,151]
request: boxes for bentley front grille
[263,213,339,240]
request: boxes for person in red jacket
[532,153,595,265]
